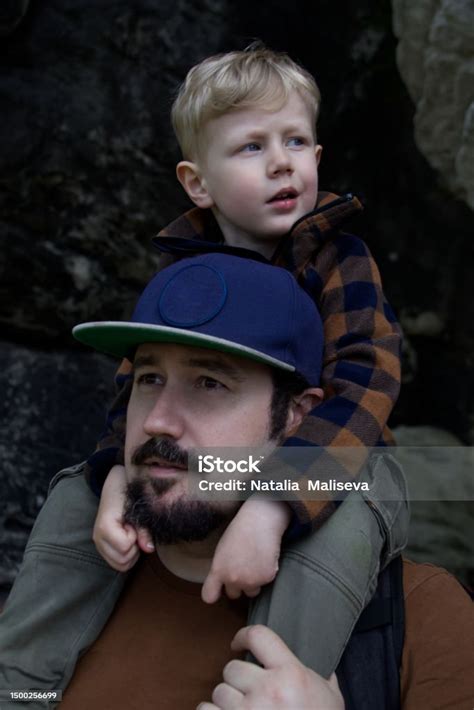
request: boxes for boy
[0,45,408,696]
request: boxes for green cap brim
[72,322,294,371]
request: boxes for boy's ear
[284,387,324,437]
[176,161,214,209]
[315,144,323,165]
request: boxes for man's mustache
[131,437,188,469]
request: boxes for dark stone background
[1,0,473,595]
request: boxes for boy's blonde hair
[171,45,321,160]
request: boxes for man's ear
[285,387,324,437]
[176,161,214,209]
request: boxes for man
[65,251,342,710]
[2,254,473,709]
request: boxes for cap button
[159,263,228,327]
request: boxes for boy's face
[177,92,322,257]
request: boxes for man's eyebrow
[185,356,245,382]
[132,354,159,372]
[131,353,246,381]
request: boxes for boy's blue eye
[287,137,305,147]
[241,143,261,152]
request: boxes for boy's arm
[202,227,402,600]
[202,498,291,603]
[92,465,144,571]
[273,201,402,533]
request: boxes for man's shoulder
[402,557,471,602]
[402,557,473,626]
[400,560,474,708]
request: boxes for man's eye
[196,376,226,390]
[136,372,162,386]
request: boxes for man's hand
[201,498,291,603]
[197,625,344,709]
[93,464,154,571]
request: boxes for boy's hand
[201,498,291,603]
[198,625,344,709]
[93,464,154,572]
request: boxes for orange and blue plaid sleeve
[279,227,402,532]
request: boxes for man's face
[183,91,322,255]
[123,342,276,543]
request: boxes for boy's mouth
[267,188,298,204]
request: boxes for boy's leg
[248,454,409,677]
[0,465,126,707]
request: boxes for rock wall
[0,343,116,591]
[394,425,473,586]
[1,0,473,593]
[392,0,474,209]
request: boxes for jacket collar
[273,192,363,273]
[158,192,361,241]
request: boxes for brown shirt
[61,558,474,709]
[401,559,474,709]
[61,554,248,710]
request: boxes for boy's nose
[143,388,186,441]
[267,145,293,176]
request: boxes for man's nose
[267,143,293,176]
[143,388,185,440]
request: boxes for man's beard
[123,437,228,545]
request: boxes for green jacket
[0,456,408,709]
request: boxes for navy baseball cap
[73,253,323,385]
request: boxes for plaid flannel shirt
[85,192,401,533]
